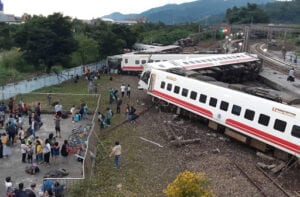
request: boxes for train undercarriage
[155,98,295,162]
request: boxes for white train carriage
[120,53,212,72]
[146,69,300,158]
[138,53,260,90]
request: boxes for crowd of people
[0,99,70,197]
[98,82,138,128]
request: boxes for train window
[231,105,241,116]
[183,62,189,65]
[149,60,154,63]
[220,101,229,111]
[174,86,180,94]
[258,114,270,126]
[291,125,300,138]
[195,60,201,63]
[189,61,195,64]
[141,60,147,64]
[190,91,197,100]
[202,60,207,62]
[182,88,188,97]
[125,59,128,64]
[167,83,172,91]
[155,60,160,62]
[244,109,255,121]
[273,119,287,132]
[199,94,207,103]
[209,97,217,107]
[135,60,140,64]
[160,81,166,89]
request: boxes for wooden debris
[256,162,276,170]
[139,137,163,148]
[256,152,275,161]
[271,162,286,174]
[212,148,220,154]
[170,138,201,146]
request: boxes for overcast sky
[3,0,196,20]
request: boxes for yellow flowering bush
[164,170,214,197]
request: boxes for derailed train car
[139,67,300,159]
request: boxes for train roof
[143,53,260,71]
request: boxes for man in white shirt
[120,84,126,97]
[109,141,121,169]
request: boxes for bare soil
[84,74,300,197]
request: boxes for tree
[14,13,77,72]
[225,3,269,24]
[71,34,99,66]
[0,22,14,50]
[164,170,213,197]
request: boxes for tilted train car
[120,53,210,72]
[143,68,300,158]
[138,53,260,89]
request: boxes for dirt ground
[0,114,90,196]
[81,74,300,196]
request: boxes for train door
[148,73,156,92]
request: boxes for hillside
[102,0,273,24]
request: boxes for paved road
[0,114,90,196]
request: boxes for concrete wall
[0,62,104,100]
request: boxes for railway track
[251,43,300,79]
[234,162,293,197]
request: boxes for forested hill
[263,0,300,24]
[102,0,272,24]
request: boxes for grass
[13,75,113,113]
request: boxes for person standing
[70,105,76,123]
[5,177,14,194]
[25,183,39,197]
[20,140,28,163]
[35,140,43,164]
[287,67,295,82]
[52,142,60,164]
[116,98,122,114]
[126,84,131,97]
[35,102,41,118]
[120,84,126,97]
[15,182,27,197]
[109,141,121,169]
[54,113,61,138]
[43,139,51,167]
[27,141,33,164]
[106,108,113,126]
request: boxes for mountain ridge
[101,0,273,24]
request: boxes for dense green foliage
[0,17,198,76]
[0,15,138,75]
[263,0,300,24]
[132,22,198,45]
[14,13,77,72]
[225,3,269,24]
